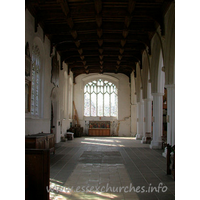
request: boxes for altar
[88,121,110,136]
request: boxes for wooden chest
[25,133,55,154]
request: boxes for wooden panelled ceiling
[26,0,173,79]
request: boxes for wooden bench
[67,126,83,137]
[167,144,175,180]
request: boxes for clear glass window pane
[84,93,90,116]
[114,85,117,94]
[111,93,117,116]
[98,93,103,116]
[93,85,96,93]
[84,79,118,117]
[31,44,40,116]
[100,86,103,93]
[88,85,90,93]
[104,85,107,93]
[111,85,114,93]
[91,93,96,116]
[84,85,87,93]
[104,93,110,116]
[91,85,93,93]
[97,85,101,93]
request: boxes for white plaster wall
[62,70,74,135]
[117,73,131,136]
[25,10,73,143]
[74,73,131,136]
[25,9,52,135]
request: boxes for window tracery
[84,79,118,117]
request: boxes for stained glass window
[31,45,40,116]
[84,79,118,117]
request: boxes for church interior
[24,0,178,199]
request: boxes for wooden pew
[171,145,175,180]
[166,144,175,180]
[25,149,50,200]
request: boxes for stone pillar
[141,101,144,139]
[150,93,163,149]
[141,98,152,143]
[167,85,175,146]
[131,104,137,136]
[162,85,175,157]
[136,101,144,140]
[130,71,137,137]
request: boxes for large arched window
[31,44,41,116]
[84,79,118,117]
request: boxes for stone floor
[49,137,175,200]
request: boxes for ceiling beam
[94,0,103,73]
[57,0,88,71]
[26,0,171,77]
[115,0,136,73]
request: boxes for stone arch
[136,63,142,102]
[164,2,175,85]
[157,51,165,94]
[142,50,151,99]
[150,33,164,94]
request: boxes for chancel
[25,0,175,199]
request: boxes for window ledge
[25,113,41,120]
[84,116,118,120]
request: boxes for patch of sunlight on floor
[49,180,74,200]
[68,191,119,200]
[50,190,131,200]
[50,178,64,185]
[84,138,115,142]
[111,137,136,140]
[55,163,140,200]
[81,141,124,147]
[89,191,118,198]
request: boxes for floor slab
[49,137,175,200]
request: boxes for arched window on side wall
[31,44,41,116]
[84,79,118,117]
